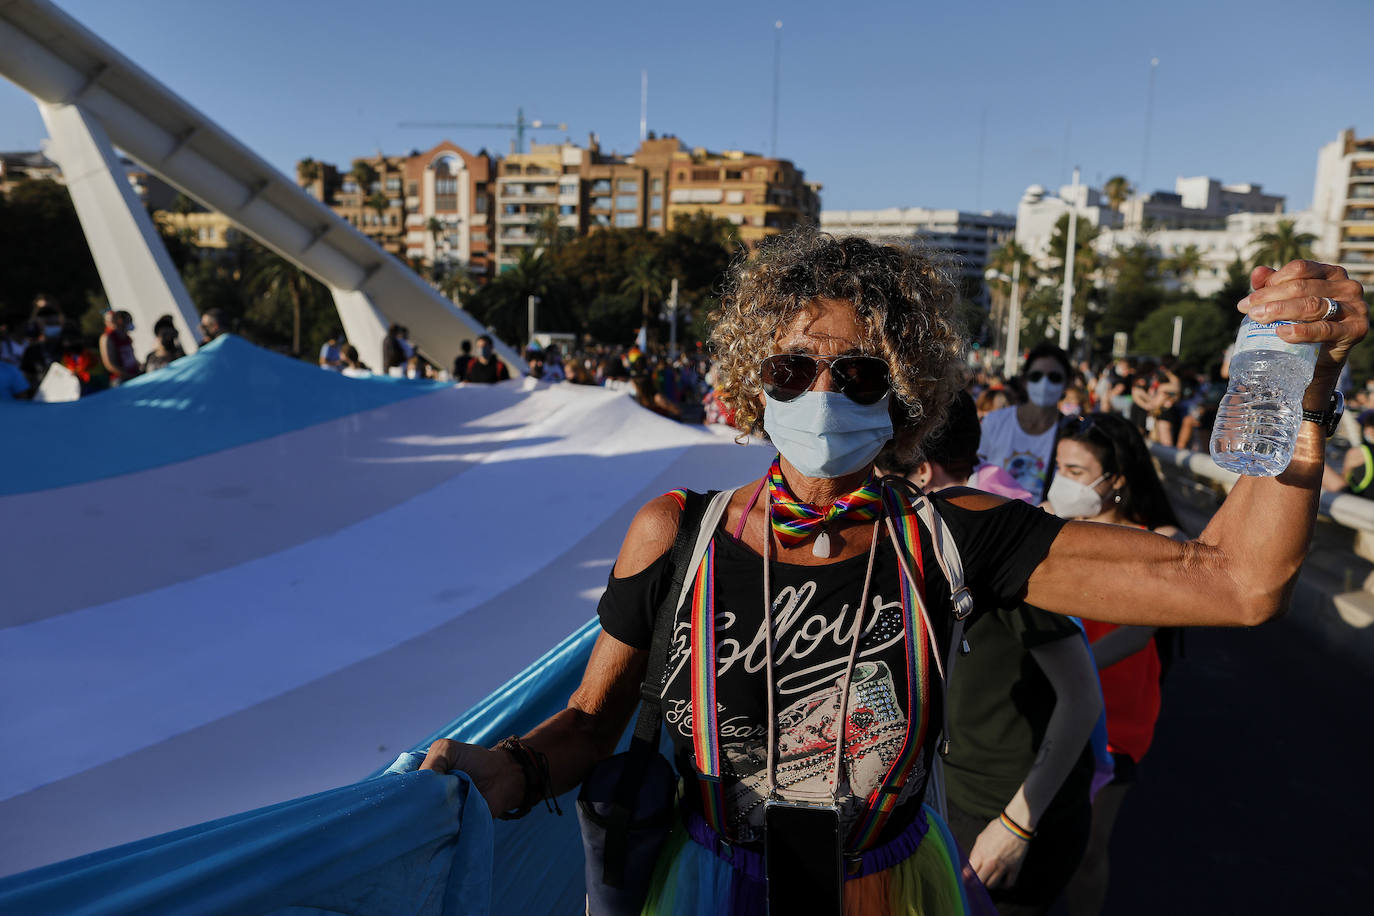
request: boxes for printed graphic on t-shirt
[1003,448,1047,497]
[661,576,922,842]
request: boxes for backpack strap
[877,477,973,824]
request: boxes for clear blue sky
[1,0,1370,214]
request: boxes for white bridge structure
[0,0,522,375]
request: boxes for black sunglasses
[1027,369,1065,384]
[760,354,891,405]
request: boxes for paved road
[1100,612,1371,914]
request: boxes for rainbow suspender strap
[686,541,729,834]
[846,485,930,850]
[687,482,930,848]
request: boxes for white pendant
[812,530,832,559]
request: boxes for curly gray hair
[709,230,966,462]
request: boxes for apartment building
[819,207,1015,304]
[1313,127,1374,286]
[494,142,581,272]
[654,141,820,245]
[300,142,496,279]
[1119,177,1284,231]
[401,141,496,278]
[311,132,821,275]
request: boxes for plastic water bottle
[1209,317,1318,476]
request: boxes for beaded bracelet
[495,736,563,820]
[998,811,1035,842]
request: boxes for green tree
[348,160,378,195]
[1163,243,1205,294]
[984,240,1036,353]
[467,249,568,344]
[1251,219,1316,268]
[245,250,330,356]
[1132,300,1234,372]
[1045,214,1101,346]
[365,191,390,228]
[620,251,666,329]
[296,157,322,184]
[533,207,571,255]
[1099,242,1165,344]
[0,178,104,329]
[1103,175,1132,212]
[1211,257,1251,326]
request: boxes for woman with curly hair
[420,232,1366,915]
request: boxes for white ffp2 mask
[1047,473,1108,519]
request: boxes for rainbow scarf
[687,474,930,849]
[766,455,882,549]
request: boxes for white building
[1312,127,1374,287]
[819,207,1016,305]
[1096,210,1324,298]
[1014,183,1121,263]
[1015,174,1312,299]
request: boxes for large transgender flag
[0,337,764,912]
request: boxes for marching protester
[418,234,1366,914]
[98,309,141,386]
[1048,412,1184,915]
[978,342,1074,502]
[881,393,1102,915]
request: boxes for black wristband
[495,736,562,820]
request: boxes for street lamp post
[985,261,1024,375]
[1059,167,1080,354]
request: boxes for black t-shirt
[942,603,1094,822]
[465,357,508,384]
[597,489,1066,844]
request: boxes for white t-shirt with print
[978,406,1057,502]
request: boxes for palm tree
[365,191,390,229]
[620,251,666,328]
[1251,219,1316,268]
[348,160,378,195]
[438,265,476,305]
[984,240,1034,351]
[1104,175,1132,212]
[246,254,325,356]
[296,157,321,185]
[534,207,569,255]
[1164,243,1205,292]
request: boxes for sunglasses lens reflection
[761,355,890,405]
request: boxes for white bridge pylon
[0,0,522,375]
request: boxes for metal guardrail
[1147,442,1374,533]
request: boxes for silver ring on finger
[1323,297,1341,321]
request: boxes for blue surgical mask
[763,390,894,479]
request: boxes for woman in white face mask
[1048,413,1183,916]
[979,343,1075,502]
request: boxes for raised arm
[1025,260,1366,628]
[420,494,682,812]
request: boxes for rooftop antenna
[1141,57,1159,191]
[640,70,648,142]
[770,20,782,157]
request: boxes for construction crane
[398,107,567,154]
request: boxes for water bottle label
[1233,318,1319,361]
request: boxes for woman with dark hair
[1047,413,1180,916]
[979,342,1074,501]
